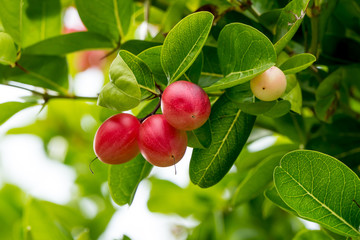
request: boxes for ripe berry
[93,113,140,164]
[161,81,211,131]
[250,66,287,101]
[138,114,188,167]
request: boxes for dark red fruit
[138,114,188,167]
[93,113,140,164]
[161,80,211,131]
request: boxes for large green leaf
[23,32,115,55]
[187,120,212,149]
[1,55,69,94]
[274,0,310,54]
[293,230,334,240]
[109,154,153,206]
[204,23,276,91]
[233,153,283,206]
[274,150,360,237]
[75,0,133,42]
[279,53,316,75]
[0,32,17,66]
[161,11,214,83]
[97,52,141,111]
[190,94,256,188]
[0,0,61,47]
[0,101,37,125]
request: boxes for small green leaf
[23,32,115,55]
[233,153,283,206]
[97,52,141,111]
[204,23,276,91]
[109,154,152,206]
[283,74,302,114]
[0,32,17,66]
[187,120,212,149]
[274,150,360,237]
[274,0,310,54]
[0,101,37,125]
[75,0,133,41]
[161,11,214,83]
[138,46,167,87]
[279,53,316,75]
[293,230,334,240]
[190,94,256,188]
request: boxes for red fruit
[93,113,140,164]
[161,81,211,131]
[138,114,188,167]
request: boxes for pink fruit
[138,114,188,167]
[93,113,140,164]
[250,66,287,101]
[161,81,211,131]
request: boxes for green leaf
[0,101,37,125]
[293,230,334,240]
[233,153,283,206]
[183,52,203,84]
[204,23,276,91]
[279,53,316,75]
[199,46,222,88]
[161,11,214,83]
[0,0,61,47]
[23,32,115,55]
[264,186,298,216]
[1,55,69,94]
[187,120,212,149]
[109,154,153,206]
[283,74,302,114]
[0,32,17,66]
[274,150,360,237]
[122,40,161,55]
[97,52,142,111]
[75,0,133,41]
[190,94,256,188]
[274,0,310,54]
[138,46,167,87]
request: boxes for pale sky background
[0,7,319,240]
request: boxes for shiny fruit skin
[250,66,287,101]
[138,114,188,167]
[161,81,211,131]
[93,113,140,164]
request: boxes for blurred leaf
[274,150,360,237]
[1,55,69,94]
[187,119,212,149]
[293,230,334,240]
[97,52,141,111]
[0,0,61,47]
[205,23,276,91]
[233,153,283,206]
[75,0,133,41]
[161,11,213,83]
[0,32,17,66]
[274,0,310,54]
[259,9,282,33]
[279,53,316,75]
[23,32,115,55]
[190,94,256,188]
[109,154,152,206]
[0,101,37,125]
[264,186,298,216]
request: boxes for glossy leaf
[187,120,212,149]
[264,186,298,216]
[283,74,302,114]
[274,150,360,237]
[0,102,37,125]
[97,52,141,111]
[0,0,61,47]
[138,46,167,86]
[279,53,316,75]
[23,32,115,55]
[75,0,133,41]
[190,94,256,188]
[233,153,283,206]
[0,32,17,66]
[1,55,69,94]
[205,23,276,91]
[109,154,153,206]
[274,0,310,54]
[161,11,213,83]
[293,230,334,240]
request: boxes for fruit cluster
[93,81,211,167]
